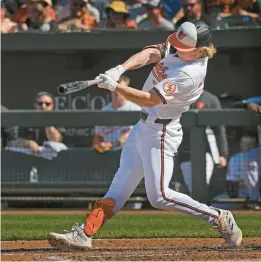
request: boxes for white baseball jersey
[95,101,141,143]
[142,54,208,122]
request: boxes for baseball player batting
[48,20,242,250]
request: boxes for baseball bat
[57,78,104,95]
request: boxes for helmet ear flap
[190,20,212,48]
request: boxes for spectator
[93,76,141,153]
[230,96,261,153]
[6,92,67,160]
[89,0,108,27]
[138,0,175,30]
[58,0,98,32]
[237,0,261,22]
[56,0,100,25]
[177,90,228,195]
[1,2,19,33]
[30,92,62,146]
[226,133,261,210]
[218,0,260,21]
[81,0,100,23]
[172,0,212,27]
[1,105,19,148]
[3,0,21,15]
[19,0,58,32]
[125,0,147,24]
[212,97,261,210]
[106,1,137,29]
[12,0,56,25]
[163,0,182,21]
[232,96,261,114]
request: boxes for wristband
[109,80,118,91]
[115,65,125,75]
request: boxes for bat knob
[57,84,67,95]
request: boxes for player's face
[184,0,201,15]
[176,49,197,61]
[34,95,54,111]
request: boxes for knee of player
[147,192,165,209]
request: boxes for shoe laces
[64,223,79,233]
[213,216,227,233]
[213,211,237,242]
[63,223,84,239]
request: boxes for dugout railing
[1,110,261,207]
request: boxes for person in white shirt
[49,20,242,250]
[93,75,141,153]
[138,0,175,31]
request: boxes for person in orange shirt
[18,0,58,32]
[106,1,137,29]
[58,0,98,32]
[12,0,56,24]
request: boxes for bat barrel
[57,84,68,95]
[57,79,104,95]
[57,81,82,95]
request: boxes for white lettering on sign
[54,93,111,110]
[58,127,94,137]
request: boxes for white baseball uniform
[103,53,219,224]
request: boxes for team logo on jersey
[163,81,176,95]
[152,62,168,84]
[178,31,186,40]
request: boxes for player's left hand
[96,74,118,92]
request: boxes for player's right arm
[122,43,166,71]
[104,43,166,81]
[122,48,162,71]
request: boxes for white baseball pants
[104,120,219,224]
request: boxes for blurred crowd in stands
[1,0,261,33]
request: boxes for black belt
[140,112,172,125]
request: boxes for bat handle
[87,78,104,86]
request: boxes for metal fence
[1,110,261,208]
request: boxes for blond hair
[197,43,217,59]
